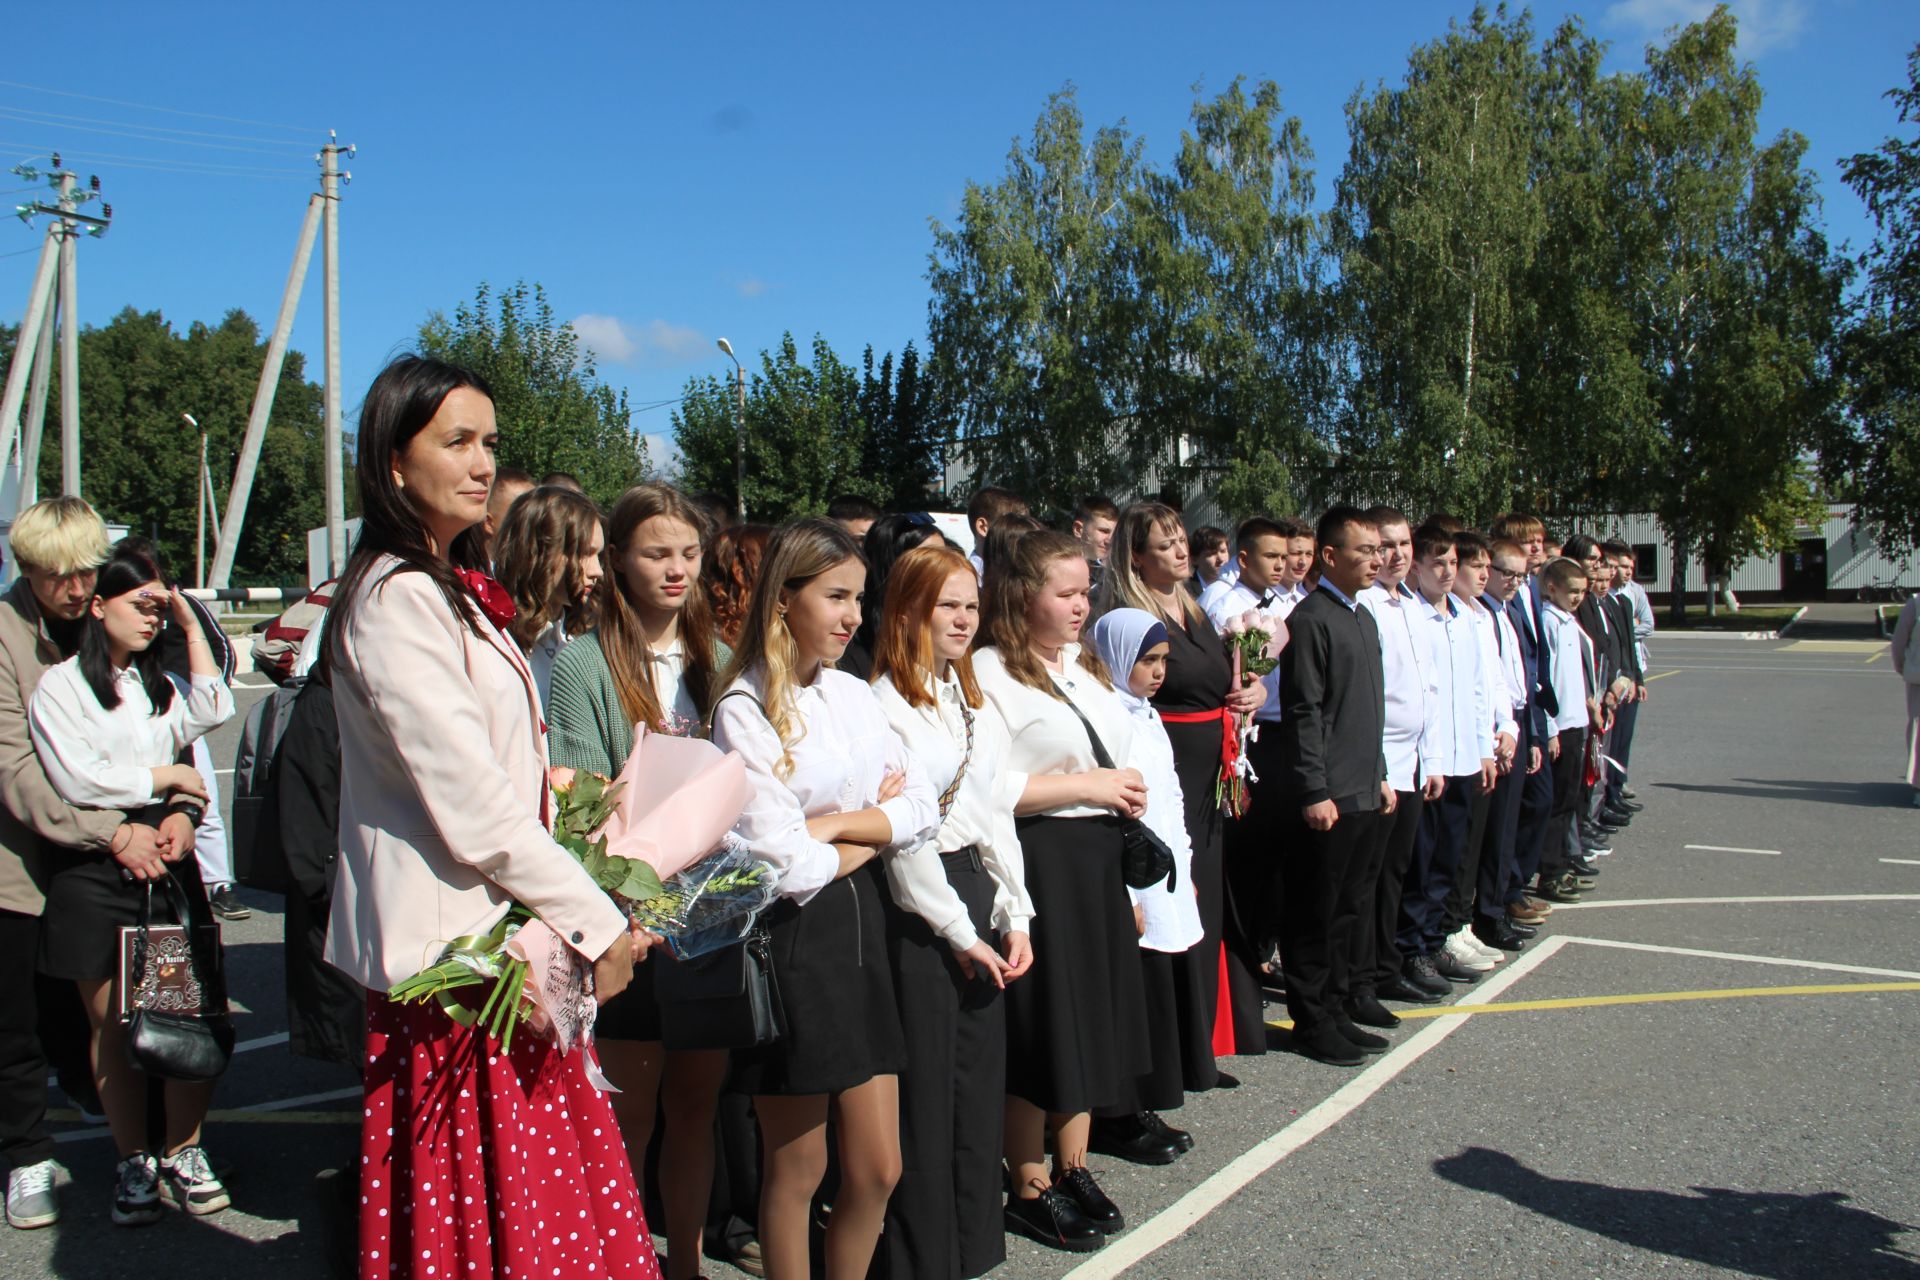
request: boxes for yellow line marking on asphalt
[1264,981,1920,1031]
[1864,650,1885,664]
[1644,670,1681,682]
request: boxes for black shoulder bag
[121,871,236,1082]
[656,688,786,1051]
[1058,690,1177,893]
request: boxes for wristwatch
[166,799,207,828]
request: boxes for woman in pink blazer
[321,355,658,1280]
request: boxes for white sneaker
[159,1145,230,1216]
[1456,927,1506,964]
[6,1158,58,1229]
[1443,932,1495,972]
[112,1153,162,1227]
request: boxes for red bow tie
[455,569,518,632]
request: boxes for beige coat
[324,556,626,993]
[0,578,123,916]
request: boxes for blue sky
[1,1,1910,468]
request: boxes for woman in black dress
[1098,503,1268,1119]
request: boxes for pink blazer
[324,555,626,993]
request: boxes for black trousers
[1513,727,1556,900]
[1544,728,1588,875]
[1400,777,1473,956]
[1219,733,1286,1057]
[1279,802,1380,1035]
[1606,697,1641,807]
[1448,785,1496,932]
[0,907,53,1171]
[1474,725,1532,925]
[1356,790,1422,995]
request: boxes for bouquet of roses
[1216,609,1289,817]
[388,727,776,1053]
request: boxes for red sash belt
[1158,705,1241,784]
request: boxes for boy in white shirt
[1538,557,1594,901]
[1440,532,1518,967]
[1397,526,1496,987]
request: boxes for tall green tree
[858,342,945,510]
[1836,45,1920,556]
[927,87,1146,504]
[1616,6,1844,614]
[1329,5,1546,522]
[1125,77,1332,516]
[418,281,647,505]
[672,333,878,520]
[2,307,327,583]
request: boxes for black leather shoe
[1055,1167,1124,1234]
[1570,857,1600,876]
[1139,1110,1193,1153]
[1088,1115,1180,1167]
[1472,920,1527,952]
[1601,802,1635,822]
[1403,954,1452,996]
[1502,918,1539,939]
[1432,950,1483,984]
[1348,993,1403,1028]
[1376,976,1444,1005]
[1336,1019,1390,1054]
[1293,1023,1365,1066]
[1005,1187,1105,1252]
[1211,1070,1241,1090]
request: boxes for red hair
[871,544,983,710]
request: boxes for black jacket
[1278,587,1388,811]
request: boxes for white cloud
[570,314,708,367]
[1605,0,1807,56]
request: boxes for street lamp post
[717,337,746,520]
[184,412,208,589]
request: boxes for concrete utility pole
[321,133,347,577]
[20,291,55,506]
[56,170,79,497]
[0,227,60,482]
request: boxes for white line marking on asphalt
[245,1085,361,1112]
[235,1031,290,1054]
[215,768,234,777]
[1639,664,1884,675]
[1880,858,1920,867]
[235,676,272,690]
[1684,844,1782,855]
[1560,935,1920,981]
[1062,936,1574,1279]
[1554,893,1920,910]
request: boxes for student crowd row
[0,352,1655,1280]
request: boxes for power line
[0,104,313,148]
[0,141,312,179]
[0,244,42,260]
[0,77,313,134]
[0,110,312,156]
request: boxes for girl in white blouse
[28,543,236,1225]
[974,529,1153,1254]
[868,543,1032,1279]
[708,518,938,1280]
[492,484,606,707]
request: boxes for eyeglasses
[1488,565,1524,579]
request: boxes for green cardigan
[545,629,729,776]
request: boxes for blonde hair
[9,497,110,576]
[1098,501,1206,627]
[714,518,863,778]
[493,486,604,649]
[979,528,1112,696]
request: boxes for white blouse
[710,665,939,904]
[527,619,573,709]
[30,660,235,810]
[1122,704,1204,953]
[872,670,1035,949]
[644,636,701,734]
[973,645,1135,819]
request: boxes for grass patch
[1661,605,1804,632]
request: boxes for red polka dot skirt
[360,994,661,1280]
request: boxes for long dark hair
[851,513,941,657]
[79,544,176,714]
[323,355,495,677]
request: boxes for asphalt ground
[4,620,1917,1278]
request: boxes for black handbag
[655,929,785,1051]
[123,873,235,1083]
[1058,691,1177,892]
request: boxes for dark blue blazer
[1486,588,1553,745]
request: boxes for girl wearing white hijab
[1087,608,1204,1161]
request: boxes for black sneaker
[1138,1110,1193,1153]
[1005,1187,1105,1252]
[1054,1167,1124,1234]
[1403,954,1451,996]
[112,1153,163,1227]
[207,886,251,922]
[1431,950,1483,984]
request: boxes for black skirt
[732,860,906,1097]
[1003,813,1150,1115]
[880,847,1007,1280]
[594,952,665,1043]
[40,846,208,983]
